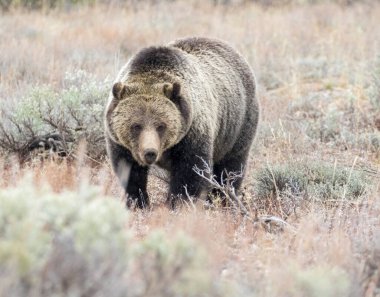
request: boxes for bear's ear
[112,82,138,100]
[163,82,181,102]
[163,82,191,125]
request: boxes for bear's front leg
[107,137,149,209]
[167,137,212,208]
[126,163,149,209]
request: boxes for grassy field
[0,1,380,296]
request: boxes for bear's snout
[138,129,161,165]
[144,149,158,164]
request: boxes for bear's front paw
[125,193,150,210]
[166,193,197,210]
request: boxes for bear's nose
[144,149,158,164]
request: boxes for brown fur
[105,37,259,208]
[107,87,184,166]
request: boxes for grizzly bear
[105,37,259,208]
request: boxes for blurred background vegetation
[0,0,379,296]
[0,0,377,11]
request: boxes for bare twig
[193,158,295,233]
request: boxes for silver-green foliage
[0,70,110,160]
[254,161,369,201]
[0,0,96,11]
[292,265,350,297]
[0,177,212,297]
[289,89,380,152]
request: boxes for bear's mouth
[137,150,161,166]
[136,128,162,166]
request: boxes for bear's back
[170,37,251,77]
[127,46,187,75]
[170,37,236,59]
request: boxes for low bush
[0,176,214,297]
[0,70,110,162]
[288,88,380,153]
[254,161,369,202]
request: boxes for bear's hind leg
[210,103,258,205]
[210,150,250,206]
[168,157,212,208]
[167,137,213,209]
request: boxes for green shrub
[0,0,96,11]
[293,265,350,297]
[131,231,212,297]
[0,175,129,296]
[0,70,110,162]
[259,264,350,297]
[288,89,379,153]
[0,176,214,297]
[254,161,369,202]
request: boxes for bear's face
[106,82,190,166]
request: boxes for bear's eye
[156,123,167,133]
[131,124,143,134]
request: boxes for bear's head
[106,81,192,166]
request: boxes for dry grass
[1,1,380,296]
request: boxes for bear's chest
[155,150,172,171]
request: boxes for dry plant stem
[193,158,293,232]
